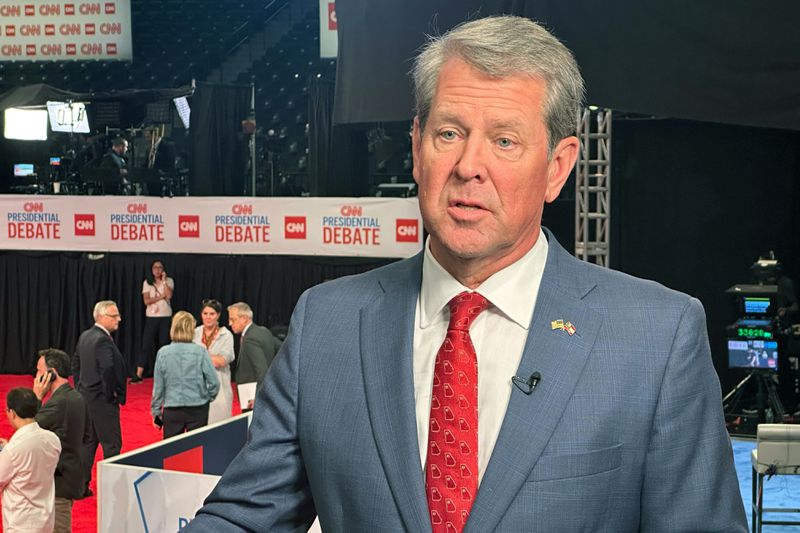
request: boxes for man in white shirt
[187,15,746,532]
[0,387,61,533]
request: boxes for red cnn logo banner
[396,219,419,243]
[104,2,116,14]
[284,216,307,239]
[74,214,96,236]
[328,3,337,30]
[178,215,200,238]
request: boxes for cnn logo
[74,214,95,236]
[396,219,419,243]
[178,215,199,238]
[284,216,306,239]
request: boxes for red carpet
[0,374,241,532]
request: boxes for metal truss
[574,107,612,267]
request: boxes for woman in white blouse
[192,299,234,424]
[135,259,174,382]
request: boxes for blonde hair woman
[151,311,219,438]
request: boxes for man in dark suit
[98,137,130,194]
[71,300,126,497]
[227,302,280,409]
[33,348,90,532]
[186,16,746,532]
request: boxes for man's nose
[453,135,488,182]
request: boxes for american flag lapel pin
[551,319,576,336]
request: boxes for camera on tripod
[723,253,796,433]
[725,289,780,371]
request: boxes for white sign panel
[47,101,90,133]
[0,196,422,258]
[318,0,337,58]
[0,0,132,61]
[99,467,220,532]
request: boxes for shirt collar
[10,421,40,442]
[419,228,548,330]
[242,322,252,337]
[94,323,111,336]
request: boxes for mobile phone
[154,416,163,428]
[47,369,57,382]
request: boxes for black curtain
[308,76,369,196]
[334,0,800,131]
[610,118,800,393]
[190,82,251,196]
[0,251,391,375]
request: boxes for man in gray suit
[187,16,746,532]
[228,302,280,409]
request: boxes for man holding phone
[33,348,90,533]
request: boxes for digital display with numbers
[737,327,772,339]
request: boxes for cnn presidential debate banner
[0,195,422,258]
[0,0,132,61]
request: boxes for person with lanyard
[134,259,174,383]
[192,299,234,424]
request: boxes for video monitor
[13,163,35,177]
[50,157,61,166]
[727,338,778,370]
[743,296,772,316]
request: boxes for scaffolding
[574,107,612,267]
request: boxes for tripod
[724,370,785,424]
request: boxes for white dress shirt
[0,422,61,533]
[414,229,548,483]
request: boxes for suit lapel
[466,233,603,533]
[360,254,432,533]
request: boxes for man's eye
[440,130,457,140]
[497,138,514,148]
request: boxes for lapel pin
[551,319,576,336]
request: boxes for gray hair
[411,15,585,155]
[227,302,253,320]
[93,300,118,321]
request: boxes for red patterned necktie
[426,291,490,533]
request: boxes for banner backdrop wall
[0,195,422,258]
[0,0,132,61]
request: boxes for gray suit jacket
[235,323,280,386]
[188,230,747,532]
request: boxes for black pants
[163,404,209,439]
[137,316,171,371]
[81,394,121,490]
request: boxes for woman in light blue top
[151,311,219,439]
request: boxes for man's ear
[544,136,580,203]
[411,116,422,185]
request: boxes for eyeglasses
[105,313,121,318]
[202,299,221,308]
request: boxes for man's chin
[431,236,490,262]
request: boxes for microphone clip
[512,371,541,395]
